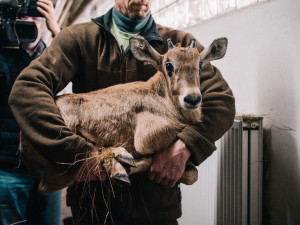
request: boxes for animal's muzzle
[183,94,202,109]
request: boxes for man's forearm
[8,27,90,172]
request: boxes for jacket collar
[92,8,163,45]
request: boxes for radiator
[178,116,263,225]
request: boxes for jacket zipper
[102,26,128,83]
[123,51,129,83]
[120,45,127,83]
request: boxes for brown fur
[20,36,228,194]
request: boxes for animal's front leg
[134,112,180,155]
[128,158,153,175]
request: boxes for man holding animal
[9,0,235,224]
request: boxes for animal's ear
[200,37,228,63]
[130,36,163,71]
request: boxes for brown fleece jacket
[9,20,235,172]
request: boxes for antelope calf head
[130,36,228,121]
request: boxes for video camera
[0,0,43,46]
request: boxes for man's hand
[148,139,191,187]
[36,0,61,37]
[74,146,107,183]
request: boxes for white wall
[183,0,300,224]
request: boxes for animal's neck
[146,72,180,117]
[147,73,183,121]
[148,72,170,97]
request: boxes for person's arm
[37,0,61,37]
[9,27,93,173]
[148,32,235,187]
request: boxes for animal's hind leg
[103,158,130,184]
[111,146,136,167]
[102,147,136,184]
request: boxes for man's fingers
[37,0,54,9]
[88,173,99,181]
[36,1,52,15]
[36,6,47,16]
[38,0,54,5]
[99,170,107,181]
[148,169,155,180]
[154,171,165,183]
[167,178,177,188]
[75,164,107,182]
[161,177,169,186]
[148,140,191,187]
[148,166,171,184]
[166,174,180,187]
[74,146,108,183]
[37,2,51,11]
[151,166,182,187]
[93,164,107,182]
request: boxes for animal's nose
[184,94,202,109]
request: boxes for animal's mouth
[183,103,200,109]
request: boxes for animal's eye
[165,62,174,76]
[199,62,203,70]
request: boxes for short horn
[167,38,174,49]
[190,38,196,48]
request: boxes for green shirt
[110,18,140,53]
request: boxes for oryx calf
[20,36,228,194]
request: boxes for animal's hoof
[104,157,131,184]
[116,155,136,167]
[112,147,136,167]
[112,173,131,184]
